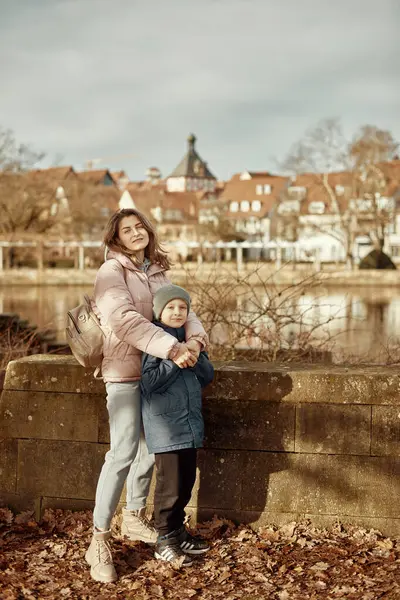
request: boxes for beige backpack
[66,294,105,376]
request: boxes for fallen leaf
[310,561,330,571]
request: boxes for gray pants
[93,382,155,530]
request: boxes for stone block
[41,497,95,514]
[203,399,295,451]
[190,449,244,510]
[295,404,371,455]
[17,439,108,500]
[206,363,400,405]
[372,406,400,456]
[370,375,400,406]
[0,390,101,442]
[0,492,41,518]
[0,438,18,493]
[241,452,400,519]
[205,366,294,402]
[4,355,105,394]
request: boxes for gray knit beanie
[153,284,191,320]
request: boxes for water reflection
[1,285,399,361]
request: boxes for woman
[85,209,207,583]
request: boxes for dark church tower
[166,134,217,193]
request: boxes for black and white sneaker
[176,526,210,555]
[154,537,193,566]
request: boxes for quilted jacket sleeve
[94,261,178,360]
[140,352,181,395]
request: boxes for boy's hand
[172,343,197,368]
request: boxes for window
[252,200,261,212]
[288,186,306,199]
[165,209,182,221]
[256,184,263,195]
[241,200,250,212]
[263,184,271,194]
[230,201,239,212]
[277,200,300,214]
[308,201,325,214]
[335,185,345,196]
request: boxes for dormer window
[252,200,261,212]
[256,183,272,194]
[230,201,239,212]
[241,200,250,212]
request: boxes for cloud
[0,0,398,179]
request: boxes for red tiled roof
[126,187,199,224]
[247,171,274,178]
[96,186,121,211]
[77,169,117,185]
[221,172,288,218]
[26,166,76,183]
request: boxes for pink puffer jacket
[93,251,208,383]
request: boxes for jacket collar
[154,320,186,342]
[105,249,167,276]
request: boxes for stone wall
[1,355,399,535]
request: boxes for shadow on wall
[194,366,293,526]
[193,366,400,529]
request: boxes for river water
[2,285,400,362]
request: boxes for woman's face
[117,215,150,255]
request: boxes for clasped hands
[172,339,202,369]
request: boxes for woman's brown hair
[103,209,171,270]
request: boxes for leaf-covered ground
[0,509,399,600]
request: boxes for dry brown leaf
[279,522,297,539]
[310,561,330,571]
[14,511,36,525]
[0,508,13,526]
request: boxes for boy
[141,284,214,566]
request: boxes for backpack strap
[91,259,128,381]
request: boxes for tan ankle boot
[121,507,157,544]
[85,529,117,583]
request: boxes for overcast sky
[0,0,399,180]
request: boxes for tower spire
[187,133,196,151]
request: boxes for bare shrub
[182,263,347,363]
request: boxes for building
[166,134,217,193]
[221,171,288,241]
[275,162,400,263]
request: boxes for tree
[279,119,398,268]
[0,128,59,237]
[54,178,119,239]
[0,127,119,240]
[0,126,44,173]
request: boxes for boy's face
[160,298,188,328]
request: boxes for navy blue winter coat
[140,322,214,454]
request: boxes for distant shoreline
[1,264,400,287]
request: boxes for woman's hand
[186,339,202,359]
[172,343,198,368]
